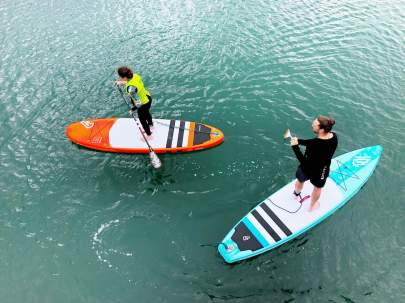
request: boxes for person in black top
[290,115,338,211]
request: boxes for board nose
[66,121,91,142]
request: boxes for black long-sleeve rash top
[292,132,338,178]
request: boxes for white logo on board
[352,156,371,167]
[80,120,94,128]
[242,235,251,241]
[91,136,102,144]
[226,244,235,252]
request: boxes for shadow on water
[203,291,263,301]
[202,284,318,303]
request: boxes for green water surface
[0,0,404,302]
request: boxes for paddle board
[218,145,382,263]
[66,118,224,153]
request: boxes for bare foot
[309,201,320,212]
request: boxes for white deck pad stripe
[182,122,190,147]
[171,120,180,148]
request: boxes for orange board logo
[80,120,94,129]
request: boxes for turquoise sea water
[0,0,404,302]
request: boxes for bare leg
[309,186,322,211]
[294,180,304,195]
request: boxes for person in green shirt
[116,66,153,136]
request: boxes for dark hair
[117,66,133,79]
[317,115,335,132]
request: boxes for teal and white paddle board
[218,145,383,263]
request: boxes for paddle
[283,128,293,140]
[115,84,162,169]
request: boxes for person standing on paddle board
[290,116,338,211]
[116,66,154,137]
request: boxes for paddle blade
[283,128,292,139]
[149,151,162,169]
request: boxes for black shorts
[295,165,328,188]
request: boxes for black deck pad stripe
[193,123,211,145]
[251,210,282,242]
[176,120,185,147]
[165,120,176,148]
[260,202,293,236]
